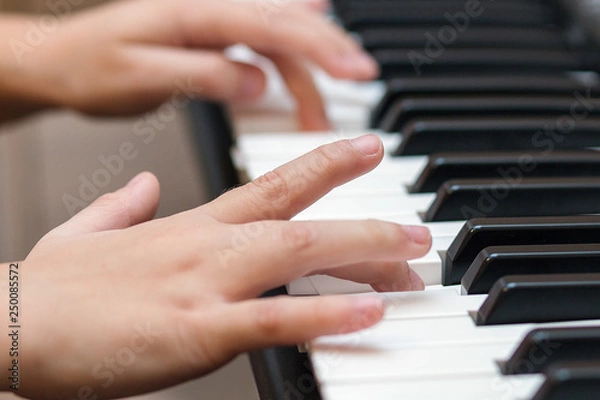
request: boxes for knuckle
[310,300,332,327]
[310,143,345,176]
[254,302,284,336]
[92,191,132,224]
[364,219,393,243]
[94,192,124,210]
[250,170,293,211]
[281,223,316,253]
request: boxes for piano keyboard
[230,0,600,398]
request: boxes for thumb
[52,172,160,236]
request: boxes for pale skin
[0,135,431,398]
[0,0,379,128]
[0,1,431,398]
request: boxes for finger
[299,0,330,13]
[316,262,425,292]
[215,220,431,299]
[178,1,378,80]
[50,172,160,236]
[208,295,384,356]
[270,54,330,131]
[203,135,384,224]
[125,47,267,103]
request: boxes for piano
[188,0,600,398]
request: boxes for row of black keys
[413,158,600,223]
[331,0,600,78]
[328,1,600,399]
[370,75,600,154]
[445,216,600,400]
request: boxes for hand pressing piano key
[13,134,435,399]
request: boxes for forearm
[0,14,62,124]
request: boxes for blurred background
[0,0,260,398]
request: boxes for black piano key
[374,49,586,80]
[371,75,595,129]
[381,95,600,133]
[359,27,567,52]
[393,117,600,156]
[359,26,568,51]
[443,216,600,286]
[337,1,556,31]
[424,178,600,222]
[500,327,600,375]
[532,362,600,400]
[473,274,600,325]
[410,151,600,193]
[461,243,600,295]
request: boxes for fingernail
[409,269,425,291]
[402,225,431,245]
[350,134,381,156]
[126,173,145,188]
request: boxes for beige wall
[0,110,210,261]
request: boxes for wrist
[0,14,67,122]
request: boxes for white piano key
[408,243,451,285]
[308,275,375,295]
[311,317,600,383]
[286,277,319,296]
[381,288,486,320]
[311,342,515,382]
[319,374,545,400]
[313,316,525,352]
[310,288,600,383]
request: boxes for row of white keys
[309,287,600,400]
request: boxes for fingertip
[349,134,383,156]
[401,225,432,246]
[123,171,161,223]
[331,52,380,80]
[126,171,159,190]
